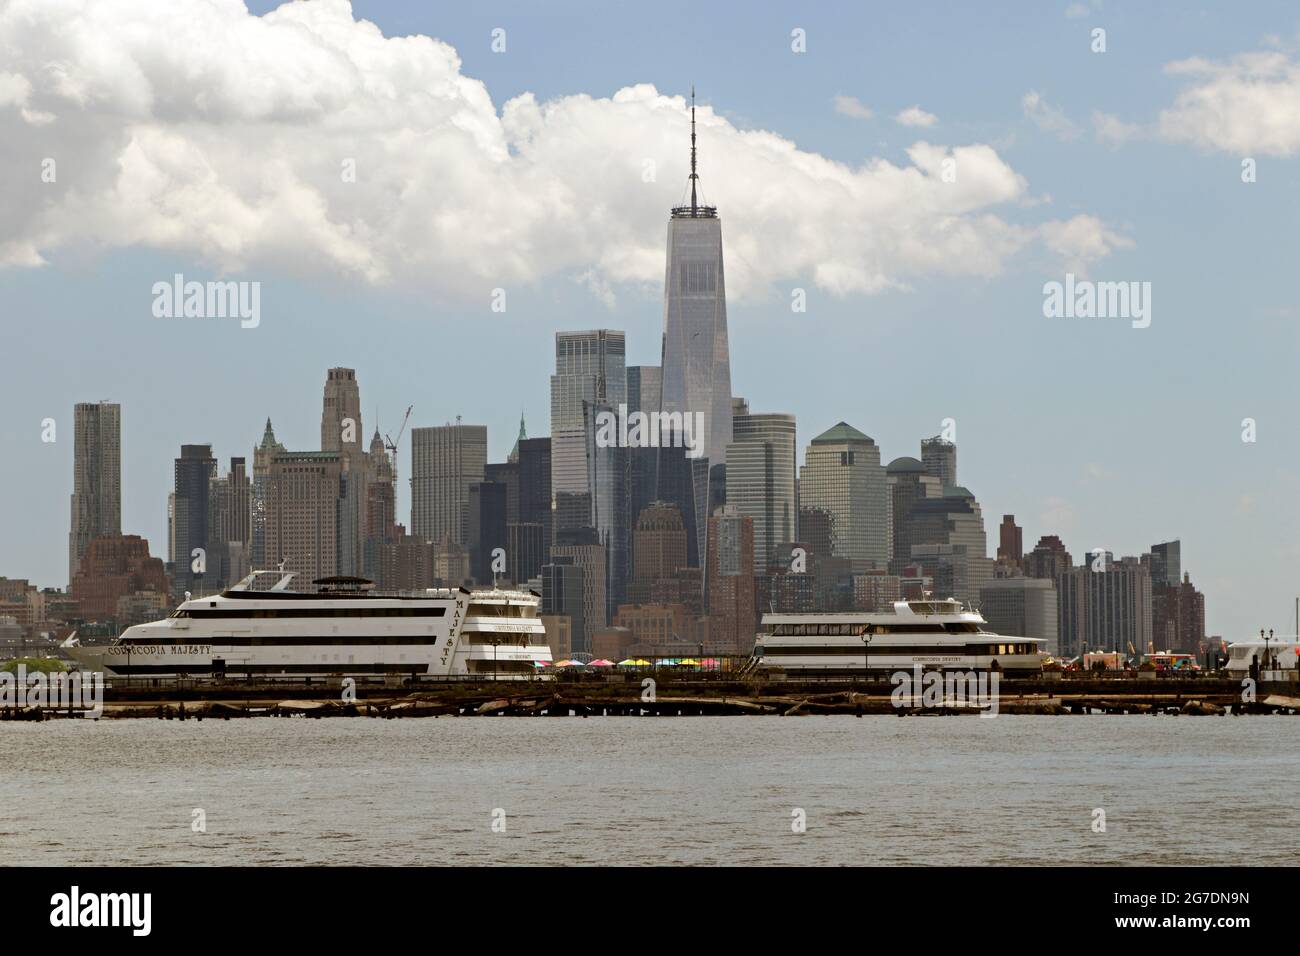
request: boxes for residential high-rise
[706,505,756,653]
[550,330,626,499]
[1152,571,1206,654]
[798,422,890,569]
[410,423,487,546]
[658,91,733,570]
[69,401,122,584]
[726,399,797,572]
[920,435,957,489]
[1058,553,1153,657]
[171,444,216,599]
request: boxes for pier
[5,674,1299,720]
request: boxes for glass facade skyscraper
[657,94,732,566]
[726,400,797,571]
[550,330,626,500]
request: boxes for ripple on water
[1,716,1298,866]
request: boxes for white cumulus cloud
[895,105,938,128]
[833,95,874,120]
[0,0,1126,299]
[1158,51,1300,156]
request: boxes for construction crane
[384,404,413,488]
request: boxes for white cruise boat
[756,598,1044,676]
[1224,637,1299,676]
[61,570,552,681]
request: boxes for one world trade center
[657,88,733,569]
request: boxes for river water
[2,716,1295,865]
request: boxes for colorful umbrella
[678,658,700,666]
[587,658,615,667]
[553,659,585,667]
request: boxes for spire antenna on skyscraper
[690,84,698,214]
[673,87,716,219]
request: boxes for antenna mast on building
[689,84,698,215]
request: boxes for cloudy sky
[2,0,1298,639]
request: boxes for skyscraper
[69,401,122,584]
[550,330,626,499]
[920,435,957,489]
[902,487,992,603]
[171,443,216,600]
[629,501,688,603]
[264,450,342,581]
[980,577,1059,656]
[726,399,797,571]
[798,422,891,569]
[321,368,366,576]
[410,423,487,546]
[208,456,251,589]
[1147,540,1181,589]
[320,367,362,455]
[467,481,507,585]
[586,398,629,613]
[1059,554,1153,656]
[886,456,941,573]
[626,365,662,554]
[551,528,607,654]
[364,429,398,548]
[706,504,756,653]
[658,90,733,567]
[517,437,552,552]
[251,419,285,570]
[997,515,1024,568]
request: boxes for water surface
[2,716,1294,865]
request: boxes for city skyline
[3,0,1298,641]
